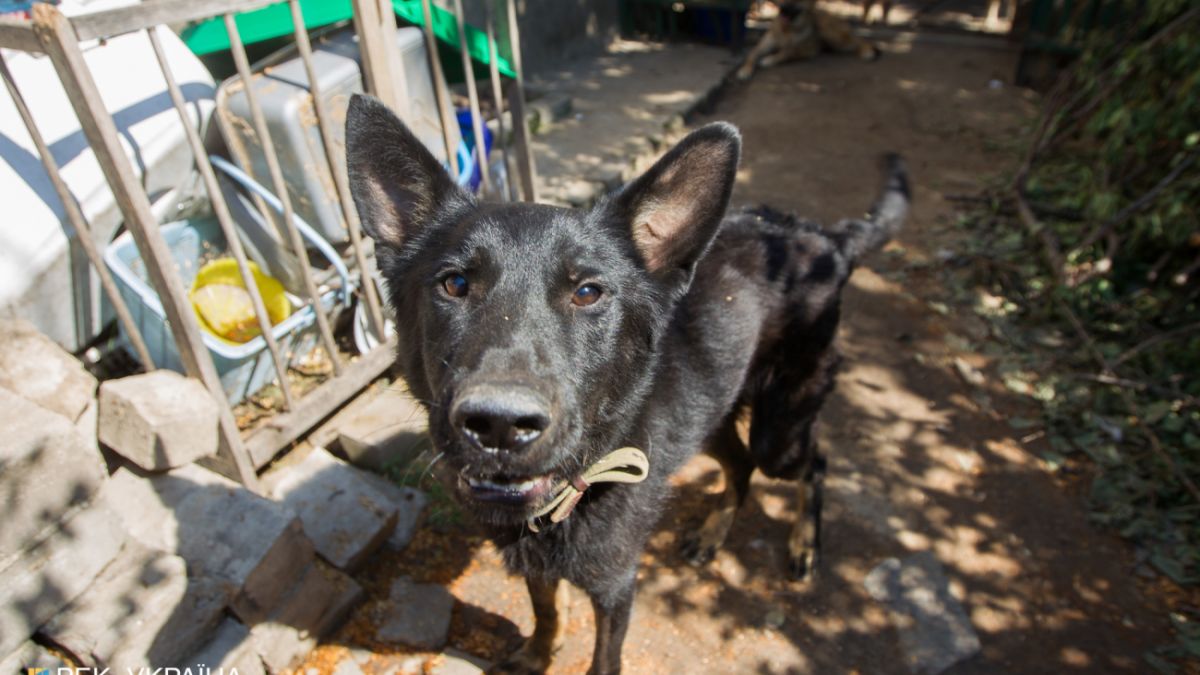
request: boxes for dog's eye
[572,284,603,307]
[442,273,469,298]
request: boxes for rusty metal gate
[0,0,536,491]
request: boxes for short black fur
[346,94,908,674]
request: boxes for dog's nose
[451,384,552,453]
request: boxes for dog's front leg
[587,576,636,675]
[492,576,569,674]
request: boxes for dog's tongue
[466,475,554,504]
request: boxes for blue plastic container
[455,108,495,192]
[103,216,339,405]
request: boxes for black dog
[346,94,908,674]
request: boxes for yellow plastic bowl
[189,258,291,344]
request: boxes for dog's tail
[829,153,909,261]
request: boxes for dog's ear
[346,94,470,250]
[608,122,741,280]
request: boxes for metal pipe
[288,0,386,342]
[224,13,344,375]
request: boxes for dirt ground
[300,38,1181,675]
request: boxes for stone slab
[264,447,398,571]
[249,560,363,673]
[864,552,982,675]
[102,465,314,625]
[357,470,427,552]
[98,370,219,471]
[376,577,455,651]
[75,399,99,459]
[0,388,107,563]
[0,319,97,422]
[0,500,126,657]
[40,542,230,671]
[184,618,265,675]
[324,384,430,473]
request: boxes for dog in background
[346,93,908,674]
[738,0,881,81]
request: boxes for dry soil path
[301,38,1175,675]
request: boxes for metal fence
[0,0,536,491]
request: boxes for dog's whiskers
[420,451,446,486]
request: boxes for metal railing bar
[0,16,43,52]
[419,0,460,180]
[244,335,396,468]
[0,51,154,369]
[484,0,516,201]
[213,89,287,244]
[287,0,387,342]
[30,3,260,489]
[69,0,277,42]
[503,0,537,202]
[223,12,344,376]
[348,0,398,109]
[452,0,492,195]
[145,26,295,411]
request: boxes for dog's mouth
[461,473,556,506]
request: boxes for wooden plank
[245,340,397,468]
[503,0,538,202]
[69,0,278,42]
[0,52,153,368]
[0,17,43,52]
[31,5,261,490]
[224,13,344,376]
[288,0,386,341]
[452,0,492,194]
[146,27,296,411]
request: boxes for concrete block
[0,640,69,674]
[0,319,97,422]
[75,398,99,457]
[0,501,126,657]
[376,577,454,650]
[185,619,265,675]
[40,543,230,671]
[328,385,430,473]
[102,466,314,625]
[98,370,218,470]
[0,388,107,562]
[249,560,363,673]
[865,552,982,675]
[264,448,398,571]
[357,471,427,552]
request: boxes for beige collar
[526,446,650,532]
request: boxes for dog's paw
[788,549,818,583]
[735,67,754,82]
[488,639,552,675]
[679,534,716,567]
